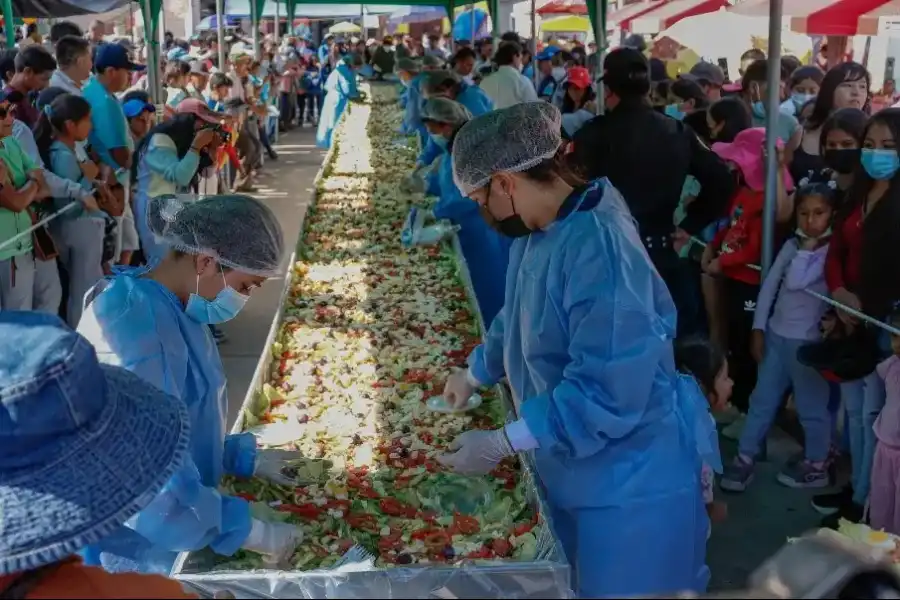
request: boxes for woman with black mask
[820,108,868,195]
[131,98,220,266]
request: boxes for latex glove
[242,519,303,562]
[254,449,332,486]
[400,169,426,194]
[443,369,477,409]
[437,428,514,475]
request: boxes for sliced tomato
[402,369,431,384]
[379,498,413,517]
[418,432,434,445]
[418,510,438,524]
[357,487,380,499]
[326,499,351,511]
[511,522,534,537]
[453,513,480,534]
[234,492,257,502]
[423,530,452,551]
[490,539,512,557]
[346,513,380,533]
[466,545,494,559]
[337,539,355,553]
[277,503,321,520]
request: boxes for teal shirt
[83,78,131,170]
[48,140,93,220]
[752,109,800,145]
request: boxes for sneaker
[776,460,830,489]
[720,457,755,493]
[811,485,853,516]
[820,501,865,529]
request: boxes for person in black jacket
[569,48,735,336]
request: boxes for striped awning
[607,0,668,31]
[786,0,899,36]
[629,0,730,34]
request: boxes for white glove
[242,519,303,562]
[443,369,477,409]
[254,448,312,486]
[437,428,514,475]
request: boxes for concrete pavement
[217,126,325,428]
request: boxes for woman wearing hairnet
[76,194,306,574]
[316,53,363,149]
[438,103,712,598]
[420,97,510,327]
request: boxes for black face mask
[823,148,861,175]
[481,178,532,238]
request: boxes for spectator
[0,49,16,85]
[206,72,232,112]
[474,38,493,72]
[227,46,261,191]
[88,20,105,45]
[123,96,156,144]
[164,61,189,111]
[560,66,596,138]
[534,46,561,101]
[450,46,477,84]
[739,48,766,77]
[820,107,868,191]
[187,61,209,101]
[49,20,83,44]
[49,35,92,96]
[706,97,752,143]
[569,48,735,337]
[781,65,824,118]
[370,35,396,78]
[666,76,710,121]
[478,42,537,109]
[4,46,57,128]
[740,58,801,165]
[685,61,725,103]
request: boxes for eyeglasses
[0,104,15,119]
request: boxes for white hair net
[148,194,285,276]
[421,98,472,127]
[452,101,563,196]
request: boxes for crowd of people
[4,16,900,600]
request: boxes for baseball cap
[567,66,592,89]
[536,46,560,61]
[94,42,146,72]
[189,60,209,75]
[601,47,650,92]
[686,61,725,87]
[167,47,189,62]
[122,98,155,119]
[176,98,221,124]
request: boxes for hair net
[396,57,421,73]
[452,102,562,196]
[421,70,461,96]
[421,98,472,127]
[422,54,445,68]
[147,194,285,277]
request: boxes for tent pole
[159,3,167,49]
[2,0,14,48]
[251,0,261,58]
[469,3,475,42]
[275,0,280,42]
[142,0,162,107]
[761,0,783,277]
[530,0,537,86]
[216,0,227,70]
[594,0,605,114]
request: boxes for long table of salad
[171,84,571,599]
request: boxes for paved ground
[213,123,828,592]
[217,126,325,429]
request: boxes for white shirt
[479,65,538,109]
[49,70,84,96]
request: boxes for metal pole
[761,0,783,277]
[530,0,537,87]
[216,0,227,71]
[159,3,167,50]
[470,3,475,43]
[360,4,365,38]
[275,0,280,43]
[142,0,162,106]
[2,0,14,48]
[594,0,606,114]
[251,0,261,59]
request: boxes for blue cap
[536,46,560,61]
[0,311,190,575]
[94,42,146,72]
[123,98,155,119]
[166,47,189,62]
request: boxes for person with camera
[131,98,221,267]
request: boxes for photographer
[131,98,220,266]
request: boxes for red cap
[175,98,221,125]
[567,66,592,89]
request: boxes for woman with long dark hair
[705,97,752,143]
[816,108,900,525]
[793,62,870,184]
[819,107,868,192]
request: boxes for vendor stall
[171,83,571,599]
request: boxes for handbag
[796,313,881,382]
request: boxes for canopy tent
[4,0,132,17]
[629,0,728,35]
[387,5,447,25]
[196,14,242,30]
[226,0,404,18]
[606,0,666,34]
[452,7,489,40]
[541,14,591,32]
[787,0,898,36]
[536,0,588,16]
[329,20,362,33]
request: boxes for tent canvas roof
[8,0,132,17]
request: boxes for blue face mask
[861,148,900,180]
[791,92,815,109]
[751,101,766,119]
[185,269,250,325]
[429,133,448,149]
[664,103,685,121]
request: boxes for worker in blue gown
[437,103,713,598]
[316,53,362,150]
[396,57,422,135]
[415,69,493,170]
[420,97,510,328]
[76,194,309,574]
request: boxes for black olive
[396,553,412,565]
[401,425,411,434]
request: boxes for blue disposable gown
[416,82,494,168]
[402,74,427,144]
[316,63,359,149]
[76,271,257,574]
[432,146,510,328]
[467,179,711,598]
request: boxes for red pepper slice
[357,487,380,499]
[511,522,534,537]
[423,530,451,551]
[380,498,413,517]
[491,539,512,557]
[453,513,480,534]
[326,499,351,512]
[466,545,494,559]
[346,513,380,533]
[234,492,257,502]
[277,503,322,520]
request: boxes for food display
[172,83,569,599]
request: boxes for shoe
[720,457,755,493]
[811,485,853,516]
[820,501,865,529]
[776,460,830,489]
[267,150,279,160]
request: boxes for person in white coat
[478,41,537,109]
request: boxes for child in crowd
[164,61,189,116]
[278,52,298,130]
[720,182,836,492]
[302,56,323,126]
[205,72,233,113]
[781,65,824,118]
[674,336,730,529]
[869,308,900,535]
[702,127,794,413]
